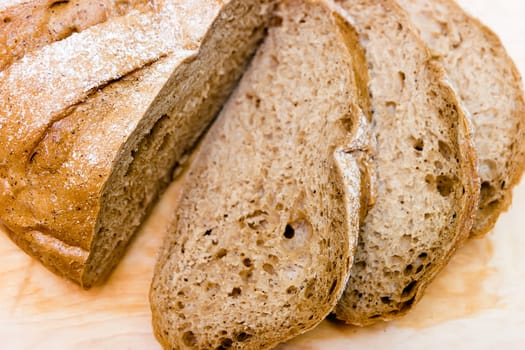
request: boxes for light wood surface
[1,1,524,348]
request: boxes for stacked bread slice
[328,0,480,325]
[150,0,524,348]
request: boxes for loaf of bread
[331,0,480,325]
[0,0,274,288]
[397,0,525,237]
[150,0,370,348]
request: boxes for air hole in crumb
[304,280,316,298]
[400,296,416,312]
[49,0,69,9]
[228,287,241,298]
[3,17,11,23]
[436,175,454,196]
[242,258,252,267]
[381,296,392,304]
[216,249,227,259]
[398,71,406,91]
[286,286,297,294]
[486,199,500,209]
[283,219,312,249]
[203,229,212,236]
[386,101,396,115]
[182,331,197,347]
[284,224,295,239]
[416,265,424,273]
[221,338,233,348]
[438,140,452,160]
[176,301,184,310]
[206,282,220,295]
[418,252,428,259]
[480,181,496,204]
[413,138,424,151]
[340,114,356,132]
[329,279,338,295]
[404,264,413,275]
[354,261,366,269]
[402,281,417,298]
[262,263,276,275]
[236,332,251,342]
[270,15,283,27]
[239,270,253,282]
[268,254,279,264]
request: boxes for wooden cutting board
[1,1,524,348]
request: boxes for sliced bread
[331,0,479,325]
[150,0,368,348]
[397,0,525,237]
[0,0,153,70]
[0,0,275,287]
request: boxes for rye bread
[150,0,368,348]
[0,0,274,287]
[331,0,479,325]
[397,0,525,237]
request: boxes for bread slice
[331,0,479,325]
[0,0,153,70]
[150,0,368,348]
[0,0,275,288]
[397,0,525,237]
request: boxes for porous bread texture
[0,0,274,287]
[150,0,366,348]
[397,0,525,237]
[332,0,479,325]
[0,0,153,70]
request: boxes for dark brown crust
[4,226,87,282]
[0,9,171,287]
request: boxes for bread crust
[0,0,153,70]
